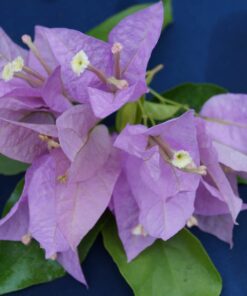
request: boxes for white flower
[171,150,193,169]
[71,50,90,76]
[131,224,148,237]
[2,62,14,81]
[12,56,24,72]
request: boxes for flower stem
[138,100,148,126]
[149,88,190,111]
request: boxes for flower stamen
[107,76,129,90]
[22,65,45,82]
[38,134,60,149]
[57,174,68,184]
[22,34,52,75]
[111,42,123,79]
[14,72,42,87]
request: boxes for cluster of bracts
[0,2,246,284]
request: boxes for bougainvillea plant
[0,1,246,295]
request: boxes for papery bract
[56,104,98,161]
[113,111,202,259]
[0,27,72,113]
[0,122,121,284]
[33,2,163,118]
[0,96,57,163]
[195,118,242,222]
[0,154,85,284]
[201,93,247,173]
[112,171,155,261]
[193,118,243,245]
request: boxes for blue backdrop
[0,0,247,295]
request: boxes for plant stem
[149,88,190,111]
[138,99,155,126]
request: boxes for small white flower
[186,216,198,228]
[49,253,58,261]
[71,50,90,76]
[171,150,193,169]
[2,62,14,81]
[12,56,24,72]
[131,224,148,237]
[21,233,32,246]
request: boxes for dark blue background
[0,0,247,295]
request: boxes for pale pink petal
[196,214,234,247]
[68,125,112,182]
[42,66,72,113]
[59,148,121,249]
[57,104,97,161]
[88,81,147,118]
[196,118,242,221]
[109,2,163,84]
[201,93,247,155]
[57,248,86,285]
[213,140,247,173]
[113,172,155,261]
[28,153,70,258]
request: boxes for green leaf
[102,217,222,296]
[0,155,28,176]
[163,83,227,112]
[116,102,141,132]
[0,241,65,295]
[88,1,173,41]
[164,0,173,28]
[2,179,24,217]
[143,101,180,121]
[238,176,247,185]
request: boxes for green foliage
[0,155,28,176]
[238,176,247,185]
[2,179,24,217]
[143,101,180,121]
[0,241,65,295]
[163,83,227,112]
[116,101,142,132]
[88,0,173,41]
[102,217,222,296]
